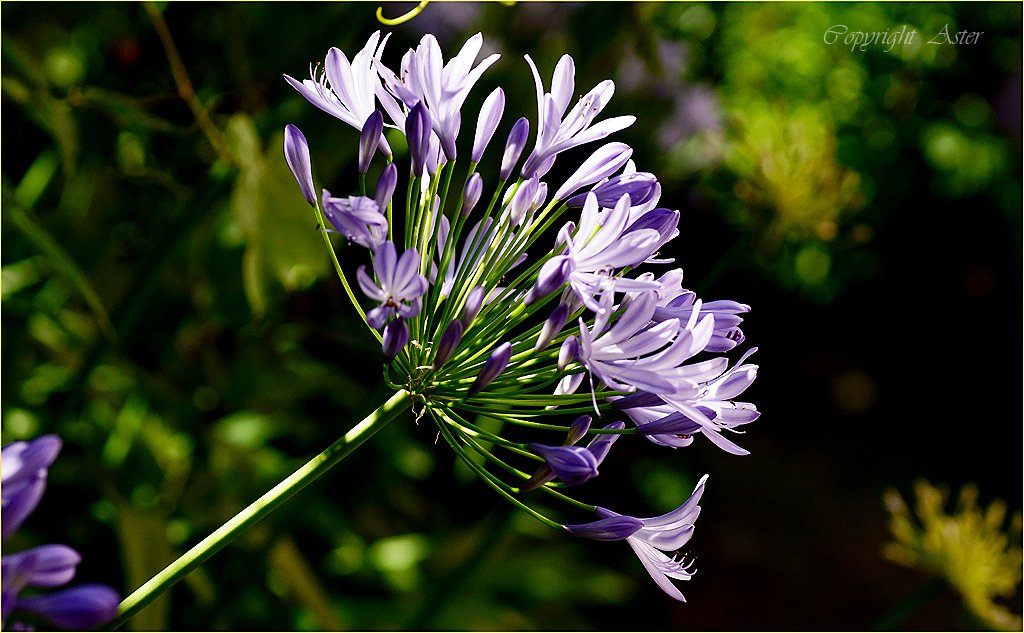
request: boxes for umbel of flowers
[284,32,759,601]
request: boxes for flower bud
[500,117,530,182]
[507,177,540,226]
[527,444,599,486]
[524,256,571,305]
[461,285,486,329]
[468,342,512,397]
[283,124,316,206]
[382,318,410,364]
[463,173,483,217]
[406,101,432,177]
[375,163,398,212]
[558,336,579,371]
[433,319,463,369]
[358,110,384,175]
[535,302,569,350]
[567,415,592,446]
[586,421,625,463]
[472,88,505,163]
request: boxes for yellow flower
[883,480,1022,631]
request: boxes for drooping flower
[1,436,120,630]
[566,475,708,601]
[322,193,388,250]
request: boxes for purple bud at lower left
[468,342,512,397]
[382,318,410,364]
[284,124,316,206]
[359,110,384,175]
[16,584,120,630]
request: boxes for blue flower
[1,436,120,630]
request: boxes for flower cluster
[284,32,759,601]
[2,436,120,630]
[883,481,1023,630]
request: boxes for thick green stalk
[107,390,413,630]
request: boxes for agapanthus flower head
[2,436,120,630]
[284,31,759,603]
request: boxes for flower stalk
[107,390,413,630]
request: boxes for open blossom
[376,33,499,161]
[356,241,428,330]
[2,436,120,630]
[521,54,636,179]
[285,31,758,603]
[284,31,393,157]
[566,475,708,601]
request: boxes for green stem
[107,390,413,630]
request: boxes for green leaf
[225,114,326,317]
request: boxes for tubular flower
[1,436,120,630]
[566,475,707,601]
[284,32,759,603]
[284,31,393,157]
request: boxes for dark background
[2,2,1021,630]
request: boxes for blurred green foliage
[1,2,1020,630]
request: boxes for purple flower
[432,319,463,369]
[574,291,718,394]
[499,117,530,181]
[521,54,635,179]
[472,88,505,163]
[612,348,760,455]
[284,32,392,157]
[405,101,433,177]
[650,269,750,353]
[535,302,569,350]
[375,33,500,161]
[553,142,633,201]
[565,170,660,209]
[526,421,624,488]
[374,163,399,212]
[283,124,316,206]
[1,436,120,630]
[462,172,483,216]
[2,435,61,540]
[357,241,428,330]
[358,110,384,174]
[565,475,708,601]
[382,318,410,363]
[322,193,388,250]
[556,193,665,312]
[468,342,512,397]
